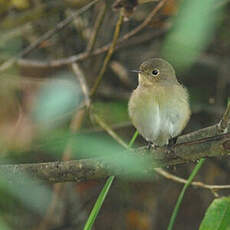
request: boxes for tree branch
[0,159,108,184]
[1,123,230,184]
[17,1,170,69]
[154,168,230,197]
[0,0,98,72]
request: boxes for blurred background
[0,0,230,229]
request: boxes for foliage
[0,0,229,229]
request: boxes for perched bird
[128,58,191,147]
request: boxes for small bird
[128,58,191,147]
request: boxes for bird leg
[147,142,152,150]
[165,136,178,156]
[168,136,178,147]
[146,142,159,150]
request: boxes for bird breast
[128,83,190,146]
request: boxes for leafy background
[0,0,230,229]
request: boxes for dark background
[0,0,229,229]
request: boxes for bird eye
[152,69,159,76]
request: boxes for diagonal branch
[17,0,170,68]
[1,127,230,184]
[90,9,124,96]
[86,1,108,53]
[0,0,98,72]
[154,168,230,196]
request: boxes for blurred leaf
[0,0,29,11]
[0,218,10,230]
[0,0,10,14]
[0,24,31,48]
[11,0,30,9]
[72,133,152,178]
[38,131,154,179]
[0,165,54,215]
[162,0,221,71]
[79,135,153,179]
[0,6,44,29]
[32,75,83,129]
[199,196,230,230]
[93,101,129,125]
[35,129,72,157]
[0,37,22,59]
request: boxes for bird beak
[129,70,142,73]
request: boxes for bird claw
[146,142,159,150]
[168,136,178,147]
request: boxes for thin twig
[72,63,90,107]
[154,168,230,194]
[17,27,167,68]
[17,1,169,68]
[0,0,98,72]
[118,0,169,43]
[110,60,133,88]
[218,100,230,133]
[90,10,124,97]
[86,2,107,53]
[92,113,128,148]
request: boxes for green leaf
[0,161,53,215]
[0,218,10,230]
[93,101,129,125]
[199,196,230,230]
[32,74,82,128]
[0,173,53,215]
[162,0,222,71]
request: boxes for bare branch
[154,168,230,196]
[0,159,108,184]
[90,10,124,96]
[92,113,128,148]
[72,63,90,108]
[1,127,230,184]
[86,1,108,53]
[0,0,98,72]
[17,1,169,68]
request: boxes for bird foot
[167,136,178,148]
[146,142,159,150]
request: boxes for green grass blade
[167,158,206,230]
[83,176,115,230]
[83,131,139,230]
[128,130,139,148]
